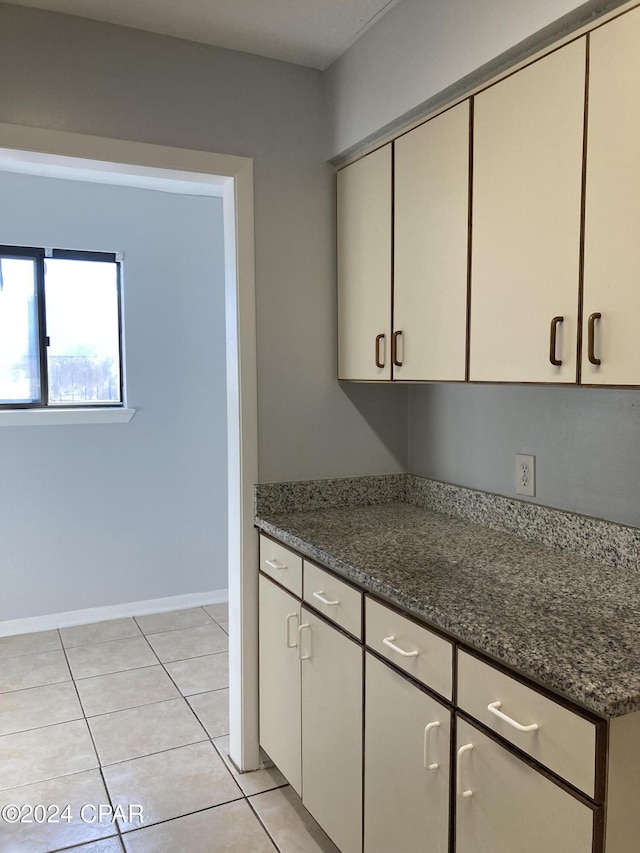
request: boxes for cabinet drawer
[303,562,362,639]
[457,651,596,798]
[259,534,302,597]
[365,598,453,701]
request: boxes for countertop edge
[256,514,639,720]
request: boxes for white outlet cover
[515,454,536,497]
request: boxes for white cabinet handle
[285,613,299,649]
[423,721,440,771]
[382,636,419,657]
[312,590,339,606]
[457,743,474,798]
[487,701,539,733]
[266,558,287,570]
[298,624,311,661]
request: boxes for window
[0,246,123,408]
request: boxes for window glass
[44,257,121,405]
[0,256,41,405]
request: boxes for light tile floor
[0,606,339,853]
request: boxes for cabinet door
[394,101,470,381]
[582,7,640,385]
[300,606,363,853]
[338,144,392,380]
[364,653,450,853]
[258,574,301,795]
[455,718,593,853]
[470,38,586,383]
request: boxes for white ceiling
[3,0,401,69]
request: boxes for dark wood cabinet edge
[257,568,300,602]
[465,98,474,384]
[390,142,396,383]
[299,600,364,652]
[457,645,605,726]
[457,710,604,812]
[365,646,454,709]
[576,33,590,386]
[336,378,640,388]
[459,645,609,805]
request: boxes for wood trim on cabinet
[457,710,603,811]
[595,713,609,807]
[465,97,474,384]
[361,634,367,852]
[449,712,457,853]
[257,568,298,599]
[390,140,396,381]
[457,645,605,729]
[365,645,454,709]
[593,804,605,853]
[576,32,591,385]
[458,646,609,809]
[363,590,459,648]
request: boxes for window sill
[0,408,136,427]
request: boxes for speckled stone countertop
[256,489,640,719]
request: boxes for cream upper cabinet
[470,38,586,383]
[393,101,469,381]
[582,8,640,385]
[393,101,470,381]
[337,144,392,380]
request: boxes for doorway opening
[0,123,260,772]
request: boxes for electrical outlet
[515,454,536,497]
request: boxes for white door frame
[0,122,261,772]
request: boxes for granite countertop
[256,499,640,719]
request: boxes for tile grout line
[57,627,127,853]
[244,794,283,852]
[1,607,237,852]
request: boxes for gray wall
[0,171,227,619]
[325,0,624,158]
[409,386,640,527]
[0,2,408,487]
[329,0,640,527]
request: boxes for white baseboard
[0,589,228,637]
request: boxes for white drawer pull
[285,613,299,649]
[383,636,419,657]
[488,701,539,733]
[457,743,474,798]
[313,590,339,606]
[266,558,287,570]
[423,721,440,771]
[298,624,311,661]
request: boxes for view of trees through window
[0,249,122,407]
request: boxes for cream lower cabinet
[364,652,450,853]
[259,573,363,853]
[260,543,614,853]
[455,717,594,853]
[300,605,363,853]
[258,574,301,795]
